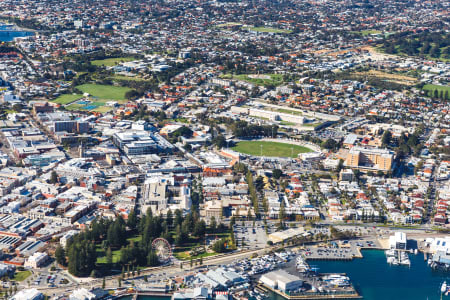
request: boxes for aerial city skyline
[0,0,449,299]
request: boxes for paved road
[36,247,269,296]
[35,222,448,297]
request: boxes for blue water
[308,250,450,300]
[120,250,450,300]
[0,31,33,42]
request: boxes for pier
[301,238,389,262]
[258,283,362,299]
[303,246,362,261]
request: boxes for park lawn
[91,57,136,67]
[231,141,312,158]
[52,94,83,105]
[96,234,146,264]
[422,84,450,97]
[96,247,122,264]
[76,84,131,102]
[249,27,291,34]
[127,235,142,243]
[13,270,32,281]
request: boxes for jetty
[258,283,361,299]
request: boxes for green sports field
[76,84,131,101]
[59,84,131,112]
[52,94,83,104]
[91,57,136,67]
[231,141,312,158]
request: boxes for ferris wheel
[152,238,172,263]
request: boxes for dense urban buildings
[0,0,448,298]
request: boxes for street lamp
[291,147,294,168]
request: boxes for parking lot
[24,267,74,289]
[302,238,382,260]
[233,221,268,249]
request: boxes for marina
[256,250,361,300]
[429,252,450,271]
[309,249,450,300]
[385,249,411,266]
[117,237,449,300]
[257,280,361,299]
[92,234,450,300]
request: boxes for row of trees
[55,211,163,276]
[329,226,357,240]
[427,88,449,101]
[246,171,259,216]
[56,204,232,277]
[230,120,278,138]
